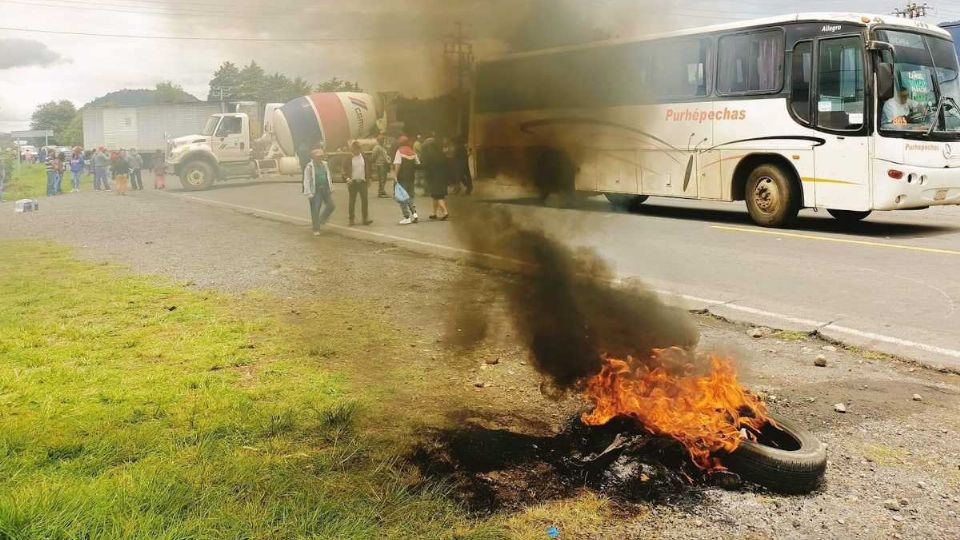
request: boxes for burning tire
[723,413,826,494]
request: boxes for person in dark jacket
[341,141,373,226]
[451,136,473,195]
[112,150,131,195]
[421,138,450,220]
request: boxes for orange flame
[580,347,769,471]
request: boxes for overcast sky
[1,0,958,132]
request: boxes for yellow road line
[711,225,960,256]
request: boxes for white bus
[472,13,960,227]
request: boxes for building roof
[86,89,201,109]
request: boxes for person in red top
[392,135,420,225]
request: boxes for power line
[0,0,293,19]
[0,25,435,42]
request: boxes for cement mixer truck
[166,92,385,191]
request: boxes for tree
[237,61,266,101]
[155,81,198,104]
[30,100,77,144]
[60,114,83,147]
[262,72,292,102]
[208,61,241,101]
[315,77,362,93]
[286,77,313,100]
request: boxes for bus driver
[883,88,921,126]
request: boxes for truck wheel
[180,161,216,191]
[605,193,649,213]
[745,164,800,228]
[827,209,871,223]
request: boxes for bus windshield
[876,30,960,138]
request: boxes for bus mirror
[877,63,895,101]
[868,40,894,53]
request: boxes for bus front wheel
[605,193,649,213]
[745,164,800,228]
[827,209,871,223]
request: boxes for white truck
[167,92,384,191]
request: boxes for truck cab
[167,113,254,190]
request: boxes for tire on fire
[179,160,216,192]
[723,413,827,494]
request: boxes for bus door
[812,35,872,211]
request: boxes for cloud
[0,38,62,69]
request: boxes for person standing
[128,148,144,190]
[44,151,58,196]
[342,141,373,226]
[393,135,419,225]
[452,136,473,195]
[413,134,425,194]
[153,150,167,190]
[92,147,111,191]
[55,152,66,194]
[112,150,130,195]
[422,138,450,220]
[371,134,391,198]
[302,148,335,235]
[69,148,84,192]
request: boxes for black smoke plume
[449,204,699,391]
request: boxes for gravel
[4,191,960,540]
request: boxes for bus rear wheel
[605,193,649,213]
[827,209,871,223]
[745,164,800,228]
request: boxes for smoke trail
[448,204,699,391]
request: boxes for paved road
[160,176,960,370]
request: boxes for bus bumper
[873,162,960,210]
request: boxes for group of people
[42,147,167,196]
[302,133,473,235]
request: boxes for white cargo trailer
[82,102,224,154]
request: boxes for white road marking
[169,192,960,365]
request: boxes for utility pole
[212,86,234,112]
[893,1,929,18]
[444,22,474,136]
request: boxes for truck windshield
[876,30,960,138]
[201,117,220,137]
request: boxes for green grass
[0,240,504,539]
[1,164,94,200]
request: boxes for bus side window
[790,41,813,124]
